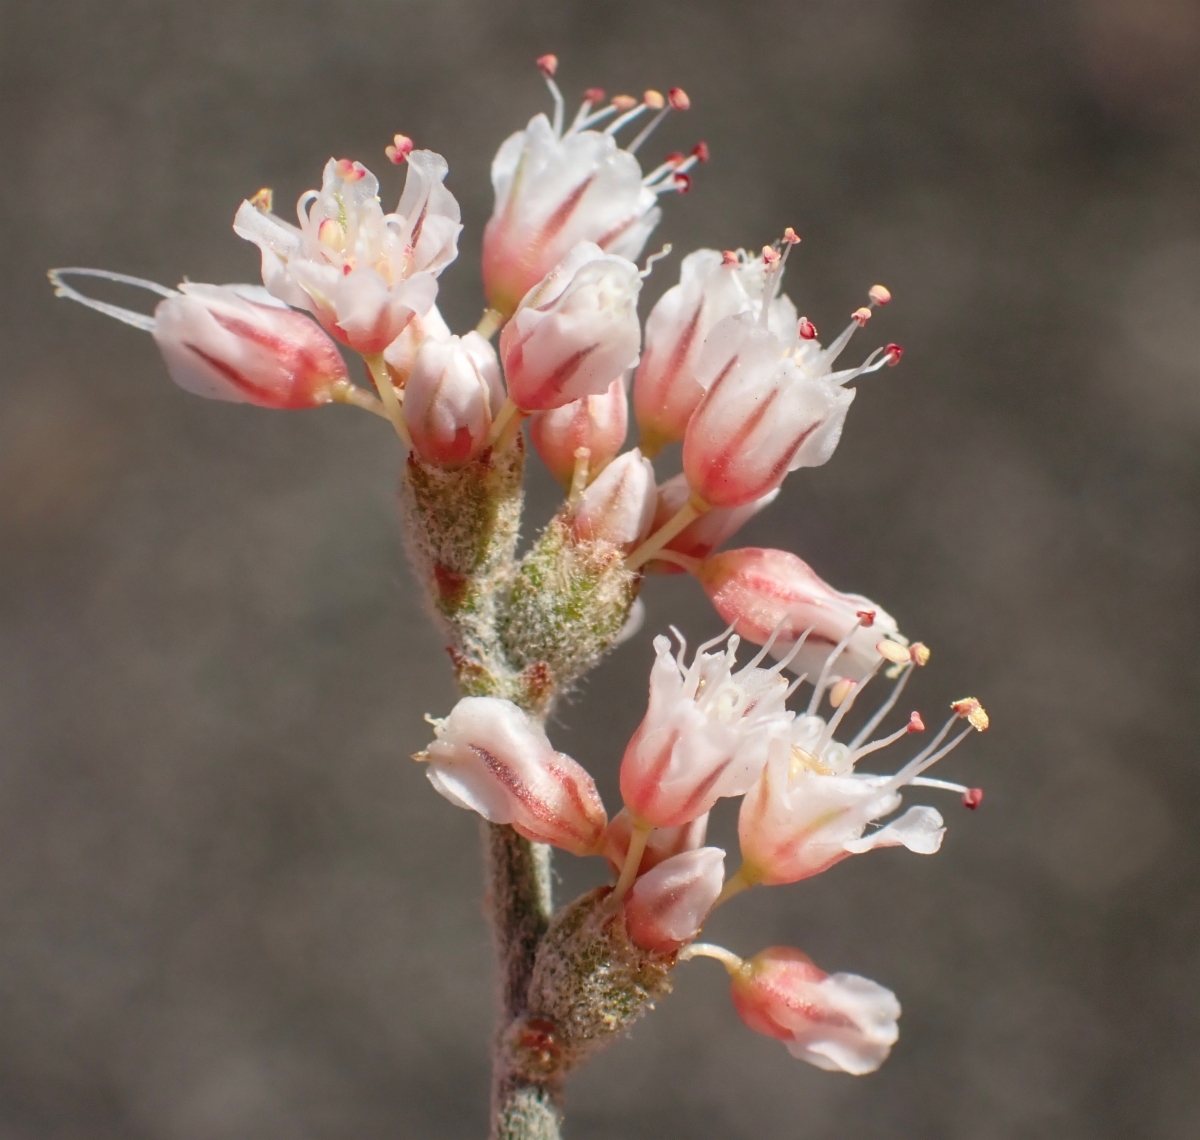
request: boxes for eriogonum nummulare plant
[50,54,988,1140]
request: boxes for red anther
[856,609,877,627]
[583,87,606,104]
[908,711,925,733]
[665,151,686,167]
[249,187,273,212]
[692,141,710,162]
[669,87,691,110]
[334,158,366,182]
[611,94,639,111]
[797,316,818,340]
[384,133,414,164]
[782,226,801,245]
[869,284,891,306]
[963,788,984,810]
[762,245,781,266]
[851,306,872,327]
[721,250,739,266]
[673,172,692,193]
[537,54,559,77]
[884,343,904,365]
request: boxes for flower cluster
[50,53,988,1119]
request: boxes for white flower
[233,152,461,355]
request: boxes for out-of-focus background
[2,1,1199,1137]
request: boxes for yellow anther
[951,697,990,732]
[249,187,273,212]
[878,639,911,665]
[909,642,931,667]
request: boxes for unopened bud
[624,848,726,953]
[405,332,504,466]
[419,696,607,856]
[572,449,657,550]
[500,242,642,412]
[529,375,628,487]
[730,947,900,1074]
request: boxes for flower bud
[623,847,726,953]
[682,314,855,507]
[619,630,792,829]
[603,807,709,877]
[730,947,900,1074]
[571,449,657,550]
[150,283,349,408]
[696,547,902,682]
[528,375,628,486]
[646,473,779,574]
[483,111,661,319]
[499,242,642,412]
[382,304,451,386]
[404,333,504,466]
[418,696,607,856]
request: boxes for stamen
[568,88,606,133]
[677,942,744,973]
[385,133,414,164]
[884,343,904,366]
[798,317,818,340]
[784,671,810,700]
[639,243,673,278]
[669,87,691,110]
[692,141,710,162]
[851,307,873,327]
[249,187,273,212]
[869,284,891,306]
[962,787,984,809]
[908,776,969,795]
[769,624,816,675]
[806,615,867,716]
[850,710,924,763]
[605,98,651,137]
[817,654,887,753]
[848,664,913,749]
[536,55,565,136]
[48,267,177,332]
[745,616,792,670]
[669,625,688,663]
[758,229,800,329]
[951,697,990,732]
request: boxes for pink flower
[633,248,796,456]
[417,696,607,856]
[619,629,793,829]
[730,947,900,1074]
[404,332,505,466]
[499,242,643,411]
[696,547,904,682]
[382,304,451,386]
[623,847,726,953]
[528,375,628,487]
[603,808,709,877]
[571,449,657,549]
[646,474,778,574]
[233,152,461,354]
[482,77,700,318]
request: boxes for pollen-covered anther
[644,89,666,110]
[909,642,931,666]
[669,87,691,110]
[583,86,606,103]
[963,787,984,810]
[951,697,990,732]
[851,306,873,327]
[798,316,818,340]
[537,54,558,77]
[869,284,892,306]
[877,639,911,665]
[333,158,367,182]
[908,711,925,733]
[692,141,710,162]
[856,609,877,628]
[722,250,740,267]
[385,133,414,164]
[249,187,273,212]
[612,94,639,111]
[782,227,801,245]
[885,343,904,366]
[829,678,856,709]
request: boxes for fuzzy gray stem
[485,824,561,1140]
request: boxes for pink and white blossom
[233,152,461,355]
[571,448,657,549]
[418,696,607,856]
[528,375,629,486]
[404,332,505,466]
[634,248,796,455]
[729,947,901,1074]
[483,72,699,318]
[603,808,709,877]
[382,304,451,386]
[619,629,794,829]
[623,847,726,953]
[500,242,643,411]
[696,547,905,682]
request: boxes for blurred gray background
[2,1,1199,1137]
